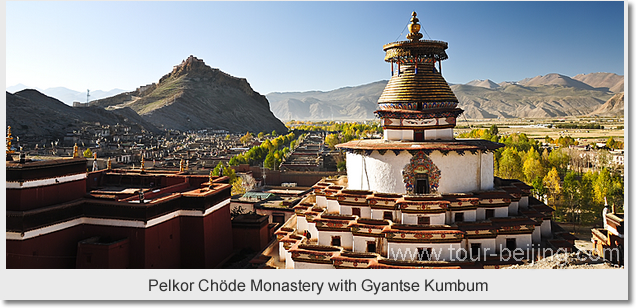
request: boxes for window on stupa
[455,212,464,222]
[367,241,377,253]
[506,238,516,251]
[383,211,393,221]
[352,208,361,217]
[331,236,341,247]
[418,216,430,225]
[485,209,495,219]
[470,243,481,258]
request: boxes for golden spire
[209,169,214,187]
[406,11,423,41]
[73,143,79,158]
[180,159,185,172]
[107,157,112,170]
[6,126,15,155]
[141,155,145,172]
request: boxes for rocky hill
[267,81,386,121]
[6,89,160,140]
[91,56,287,134]
[267,73,622,120]
[466,79,500,89]
[572,72,624,92]
[589,92,624,117]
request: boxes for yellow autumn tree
[542,167,562,208]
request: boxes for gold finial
[141,156,145,172]
[407,11,423,41]
[107,157,112,170]
[73,143,79,158]
[6,126,15,155]
[180,159,185,172]
[209,169,214,187]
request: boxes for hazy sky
[6,1,625,95]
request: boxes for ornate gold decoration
[73,143,79,158]
[407,12,423,41]
[107,157,112,170]
[6,126,15,155]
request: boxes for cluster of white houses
[265,12,572,269]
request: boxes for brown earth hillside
[91,55,287,134]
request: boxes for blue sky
[6,1,625,95]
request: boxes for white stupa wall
[346,150,495,194]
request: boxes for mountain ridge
[266,72,623,120]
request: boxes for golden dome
[378,63,458,110]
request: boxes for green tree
[264,152,276,169]
[548,148,570,178]
[531,177,547,203]
[228,156,240,166]
[240,132,253,145]
[257,132,265,139]
[593,168,612,205]
[488,124,499,136]
[271,130,278,137]
[231,177,246,196]
[213,161,225,176]
[543,167,562,208]
[325,133,340,150]
[561,172,580,223]
[83,148,93,158]
[337,160,347,172]
[579,171,598,224]
[497,147,523,180]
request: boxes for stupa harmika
[271,12,571,269]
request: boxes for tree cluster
[465,128,623,225]
[229,132,298,170]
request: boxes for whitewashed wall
[296,216,308,232]
[307,222,318,239]
[446,210,477,224]
[541,220,552,237]
[476,207,508,221]
[532,226,541,244]
[464,238,497,260]
[339,205,372,219]
[495,234,533,253]
[371,209,400,223]
[508,201,519,216]
[401,213,446,225]
[346,150,494,194]
[326,199,339,213]
[352,235,381,253]
[519,196,529,209]
[318,230,353,250]
[316,195,327,208]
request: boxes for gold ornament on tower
[406,12,423,41]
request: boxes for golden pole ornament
[406,11,423,41]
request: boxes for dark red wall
[7,203,233,269]
[203,206,233,268]
[7,180,86,211]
